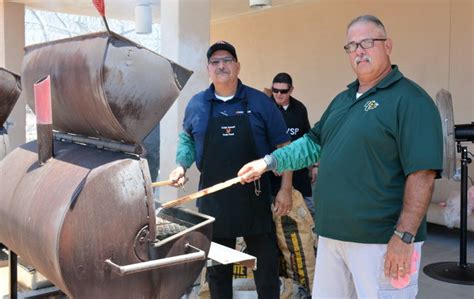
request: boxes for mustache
[354,55,372,65]
[216,68,230,75]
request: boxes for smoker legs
[3,247,64,299]
[8,249,17,299]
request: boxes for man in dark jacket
[270,72,316,217]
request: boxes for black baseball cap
[206,41,238,61]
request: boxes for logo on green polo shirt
[364,100,379,111]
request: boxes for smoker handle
[105,243,205,276]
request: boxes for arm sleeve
[175,131,196,169]
[306,121,321,145]
[265,98,291,147]
[306,95,338,145]
[272,134,321,173]
[397,96,443,176]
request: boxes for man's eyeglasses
[272,88,290,94]
[343,38,387,53]
[208,57,235,66]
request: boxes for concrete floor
[418,224,474,299]
[1,223,473,298]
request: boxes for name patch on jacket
[221,125,236,136]
[287,127,300,136]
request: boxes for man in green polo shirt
[238,15,442,298]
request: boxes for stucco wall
[211,0,473,125]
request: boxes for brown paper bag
[274,189,316,294]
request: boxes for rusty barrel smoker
[0,32,214,299]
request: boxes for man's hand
[273,188,292,216]
[238,159,267,183]
[169,166,187,187]
[384,235,414,279]
[383,169,435,279]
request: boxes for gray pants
[304,196,315,219]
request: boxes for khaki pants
[313,237,423,299]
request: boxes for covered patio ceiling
[7,0,311,23]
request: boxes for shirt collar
[347,65,404,94]
[273,96,294,110]
[205,79,245,101]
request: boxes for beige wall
[211,0,473,125]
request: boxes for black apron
[198,98,272,238]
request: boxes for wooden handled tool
[151,180,174,188]
[161,176,243,209]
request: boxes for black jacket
[270,96,312,197]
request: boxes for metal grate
[155,216,188,241]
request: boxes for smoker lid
[0,68,21,127]
[21,31,192,144]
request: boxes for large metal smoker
[0,32,214,298]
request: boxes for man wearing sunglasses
[270,72,315,218]
[169,41,292,298]
[238,15,442,298]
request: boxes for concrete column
[159,0,210,205]
[0,2,25,150]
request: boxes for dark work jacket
[270,96,312,197]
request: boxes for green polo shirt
[305,65,443,243]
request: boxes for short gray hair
[347,15,387,37]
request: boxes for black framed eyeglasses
[272,88,290,94]
[208,57,235,66]
[343,38,387,53]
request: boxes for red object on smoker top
[34,76,52,125]
[92,0,105,16]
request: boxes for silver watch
[394,229,415,244]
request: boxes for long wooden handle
[151,180,174,188]
[161,176,243,209]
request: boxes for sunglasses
[272,88,290,94]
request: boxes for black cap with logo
[206,41,238,61]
